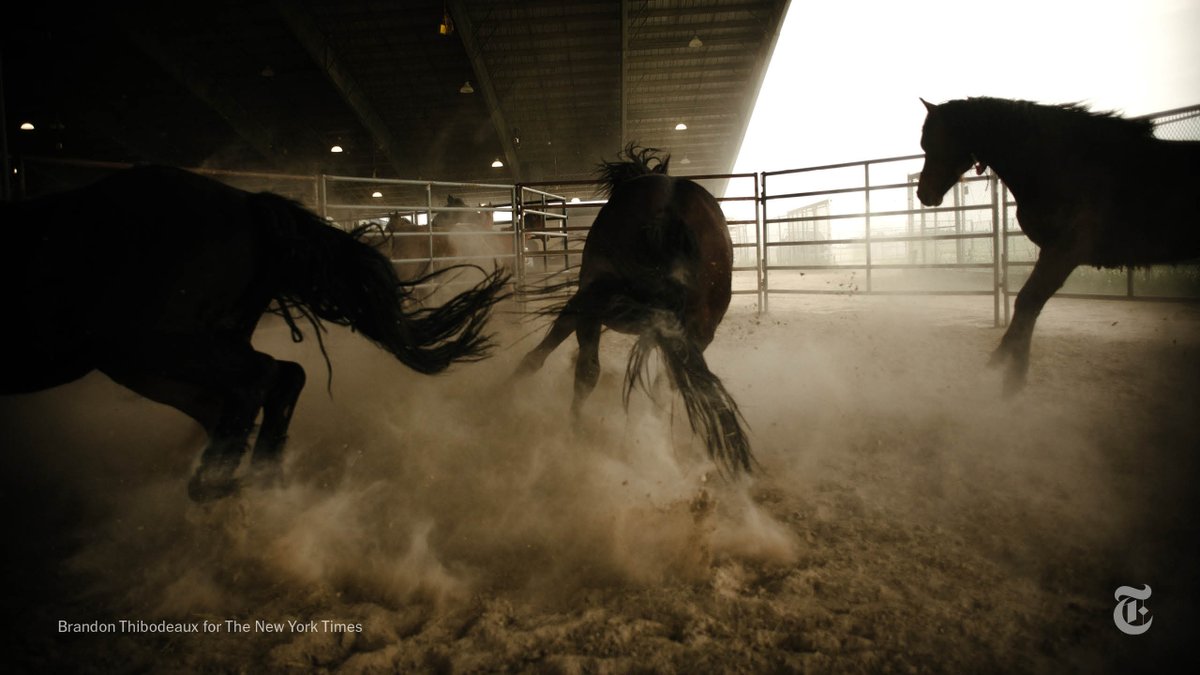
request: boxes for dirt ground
[2,293,1198,674]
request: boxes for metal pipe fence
[758,103,1200,324]
[11,102,1198,322]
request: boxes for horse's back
[1094,138,1200,264]
[581,173,732,342]
[1,166,268,347]
[584,174,728,268]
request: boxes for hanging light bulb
[491,158,504,168]
[439,8,454,35]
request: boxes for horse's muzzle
[916,185,943,207]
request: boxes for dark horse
[514,146,752,474]
[917,97,1200,394]
[0,165,509,501]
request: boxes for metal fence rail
[11,102,1198,322]
[757,103,1200,325]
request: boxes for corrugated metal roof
[2,0,789,188]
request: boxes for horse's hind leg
[991,246,1077,395]
[571,318,602,418]
[514,305,579,377]
[249,360,306,485]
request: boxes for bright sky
[732,0,1200,175]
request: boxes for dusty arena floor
[2,293,1199,673]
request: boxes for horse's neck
[965,114,1055,205]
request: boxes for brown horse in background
[514,145,752,474]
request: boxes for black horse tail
[596,143,671,198]
[623,309,753,475]
[249,192,510,375]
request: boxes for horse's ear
[921,97,937,113]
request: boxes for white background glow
[733,0,1200,174]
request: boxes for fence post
[758,171,768,313]
[990,171,1001,327]
[513,185,526,313]
[863,163,872,293]
[1001,184,1011,326]
[318,174,327,219]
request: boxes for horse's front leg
[991,245,1078,395]
[248,360,306,487]
[188,350,281,502]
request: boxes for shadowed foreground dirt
[2,295,1198,673]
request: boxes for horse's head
[434,195,493,231]
[917,98,977,207]
[385,211,417,232]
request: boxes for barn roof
[3,1,789,186]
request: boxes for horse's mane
[596,143,671,198]
[948,96,1154,147]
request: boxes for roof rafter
[273,0,409,178]
[448,0,523,181]
[120,24,280,164]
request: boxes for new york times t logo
[1113,584,1153,635]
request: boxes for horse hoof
[1001,370,1027,398]
[248,461,286,490]
[987,347,1008,368]
[187,475,241,503]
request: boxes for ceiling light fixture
[330,145,344,153]
[688,35,703,48]
[680,157,692,165]
[674,122,688,131]
[491,158,504,168]
[459,80,475,94]
[439,8,454,35]
[371,191,383,198]
[19,122,35,131]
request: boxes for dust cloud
[2,294,1199,672]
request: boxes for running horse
[917,97,1200,394]
[514,145,752,474]
[0,165,509,501]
